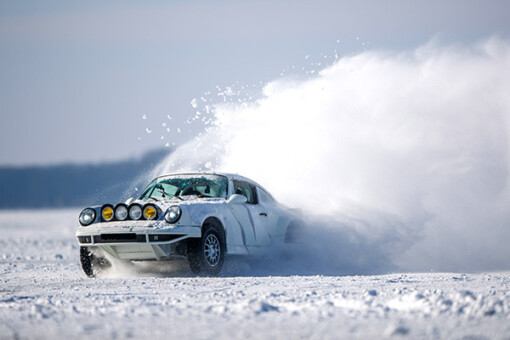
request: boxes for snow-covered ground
[1,209,510,339]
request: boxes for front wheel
[80,246,111,278]
[187,224,225,276]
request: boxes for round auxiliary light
[164,205,181,224]
[101,205,114,222]
[128,204,143,220]
[114,204,128,221]
[79,208,96,226]
[143,204,157,220]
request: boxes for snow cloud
[155,38,510,273]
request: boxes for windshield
[139,174,228,201]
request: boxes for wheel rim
[204,234,220,266]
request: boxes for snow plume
[155,38,510,274]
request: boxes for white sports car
[76,173,301,277]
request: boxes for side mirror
[228,194,247,205]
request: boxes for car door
[230,180,271,248]
[255,186,280,239]
[228,180,257,247]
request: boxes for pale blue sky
[1,0,509,165]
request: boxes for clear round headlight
[79,208,96,226]
[164,206,181,224]
[101,205,114,222]
[129,204,142,220]
[143,204,157,220]
[114,204,128,221]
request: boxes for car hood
[132,196,226,209]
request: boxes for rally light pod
[101,204,114,222]
[143,204,158,220]
[128,204,143,220]
[114,204,129,221]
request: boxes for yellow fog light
[102,206,114,222]
[143,205,157,220]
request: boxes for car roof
[154,172,264,188]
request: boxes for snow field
[1,209,510,339]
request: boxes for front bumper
[76,223,201,261]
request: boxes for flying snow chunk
[204,161,212,169]
[190,98,198,109]
[146,128,152,134]
[167,115,172,120]
[142,114,147,120]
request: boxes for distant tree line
[0,149,170,209]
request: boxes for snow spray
[152,38,510,274]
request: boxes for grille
[93,233,146,243]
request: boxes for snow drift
[152,38,510,274]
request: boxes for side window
[257,187,275,204]
[233,180,258,204]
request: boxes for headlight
[114,204,128,221]
[129,204,143,220]
[79,208,96,226]
[164,206,181,224]
[143,204,158,220]
[101,205,114,222]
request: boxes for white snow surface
[1,209,510,339]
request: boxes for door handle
[259,212,267,217]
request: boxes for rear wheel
[187,223,225,276]
[285,221,305,243]
[80,246,111,278]
[283,221,306,262]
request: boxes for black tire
[187,223,225,276]
[80,246,111,278]
[285,221,305,243]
